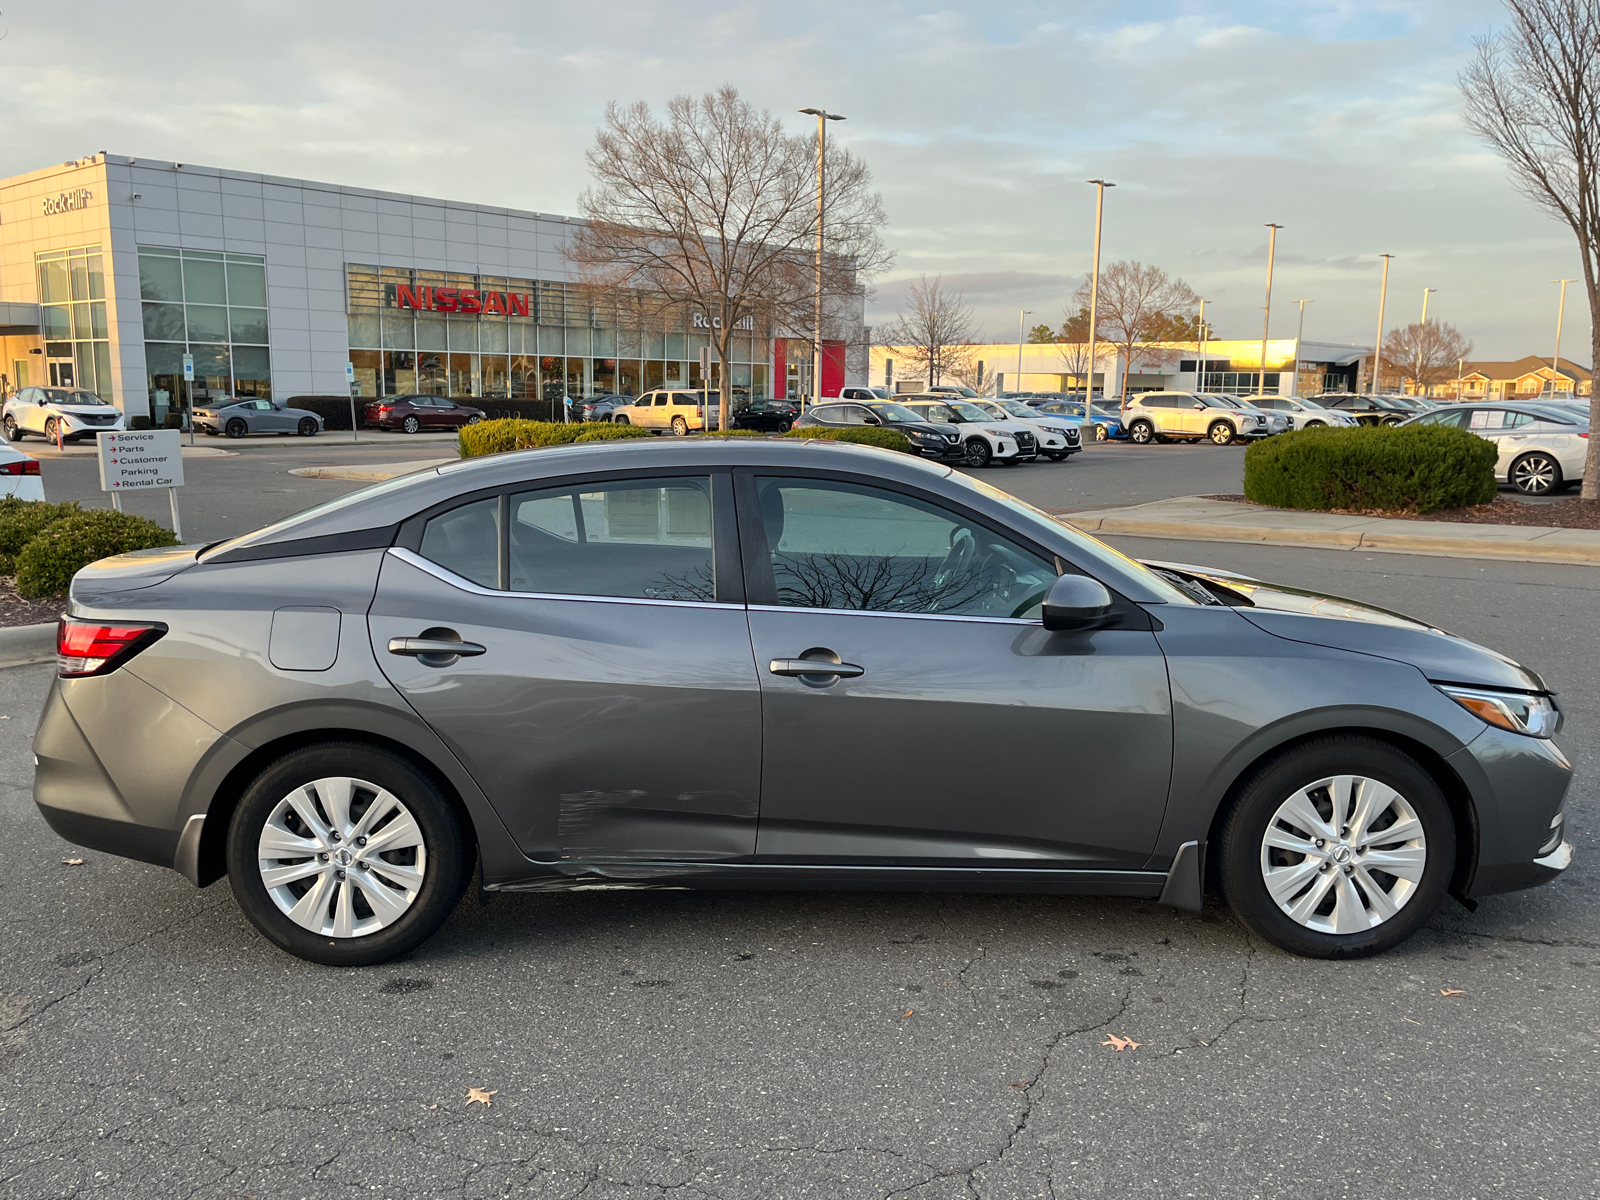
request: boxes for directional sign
[182,353,195,382]
[97,430,185,492]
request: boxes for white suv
[976,400,1083,461]
[3,385,127,442]
[1122,392,1267,445]
[900,397,1029,466]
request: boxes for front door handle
[769,658,864,679]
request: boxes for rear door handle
[388,637,486,658]
[769,658,864,679]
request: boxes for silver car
[194,397,324,439]
[37,440,1572,965]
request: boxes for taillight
[57,617,166,678]
[377,405,393,414]
[0,459,40,475]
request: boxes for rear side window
[419,497,500,588]
[509,476,715,602]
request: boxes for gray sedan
[36,440,1572,965]
[193,397,324,438]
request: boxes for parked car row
[1400,402,1590,494]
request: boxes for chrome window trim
[387,546,739,610]
[747,602,1036,627]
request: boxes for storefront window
[349,349,381,399]
[138,246,272,418]
[383,351,417,394]
[37,246,113,399]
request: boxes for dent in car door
[369,472,761,862]
[738,473,1173,869]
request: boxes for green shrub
[128,414,153,431]
[15,509,179,599]
[697,428,773,438]
[1243,424,1498,514]
[163,412,185,430]
[783,425,915,455]
[0,498,81,573]
[458,419,586,458]
[573,423,655,442]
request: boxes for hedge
[573,424,655,442]
[0,498,81,573]
[15,509,179,598]
[1243,424,1498,514]
[783,425,915,454]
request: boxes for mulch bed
[0,577,65,628]
[1201,494,1600,530]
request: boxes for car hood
[1144,560,1549,693]
[51,405,119,417]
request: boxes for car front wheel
[226,742,472,966]
[466,414,482,425]
[297,417,319,437]
[1218,735,1453,959]
[613,415,629,425]
[1095,424,1108,441]
[964,438,992,467]
[1510,451,1562,496]
[1128,419,1155,444]
[1209,421,1235,445]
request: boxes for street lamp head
[1265,222,1284,229]
[799,108,846,121]
[1085,179,1115,187]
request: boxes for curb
[1067,513,1600,566]
[0,622,56,668]
[289,458,454,482]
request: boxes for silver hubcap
[1514,456,1555,493]
[1260,774,1426,935]
[257,776,427,939]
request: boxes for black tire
[227,742,472,967]
[466,414,482,425]
[1128,419,1155,445]
[964,438,992,468]
[3,416,21,442]
[1208,420,1235,445]
[671,415,689,436]
[1305,420,1325,428]
[1510,451,1562,496]
[1045,451,1067,461]
[401,415,420,434]
[613,415,629,425]
[297,417,318,437]
[1217,736,1455,959]
[225,418,247,439]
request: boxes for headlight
[983,428,1007,437]
[1042,425,1068,436]
[1437,685,1559,738]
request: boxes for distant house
[1423,356,1592,401]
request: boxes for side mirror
[1193,401,1205,410]
[1041,574,1114,632]
[863,414,881,425]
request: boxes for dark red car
[363,395,486,434]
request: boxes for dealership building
[0,153,862,422]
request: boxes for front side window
[753,477,1056,619]
[510,476,714,602]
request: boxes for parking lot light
[1371,254,1394,395]
[1260,223,1283,396]
[1292,299,1312,396]
[1085,180,1114,404]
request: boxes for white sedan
[3,386,126,443]
[978,400,1084,460]
[1403,403,1588,495]
[0,442,45,501]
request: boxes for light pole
[1259,223,1282,395]
[1194,297,1208,394]
[1015,310,1032,395]
[1551,278,1576,397]
[1085,179,1114,403]
[1370,254,1394,395]
[798,107,845,409]
[1290,299,1312,395]
[1421,287,1436,325]
[1457,357,1464,404]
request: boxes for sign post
[97,430,186,542]
[345,361,359,442]
[181,353,196,446]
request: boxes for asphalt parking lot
[2,442,1596,1198]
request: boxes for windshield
[42,389,110,407]
[865,402,921,422]
[949,401,994,421]
[997,401,1038,418]
[949,473,1198,606]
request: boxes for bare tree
[1071,262,1198,400]
[572,86,891,429]
[1461,0,1600,498]
[878,275,978,387]
[1381,320,1474,395]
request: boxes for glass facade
[138,245,270,426]
[345,264,770,407]
[36,246,112,400]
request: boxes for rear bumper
[37,801,179,870]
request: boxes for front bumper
[1448,723,1575,898]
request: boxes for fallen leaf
[901,1009,914,1018]
[1440,988,1465,997]
[1402,1017,1423,1025]
[61,858,84,866]
[1100,1035,1143,1051]
[1009,1080,1029,1092]
[465,1086,497,1107]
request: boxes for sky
[0,0,1582,360]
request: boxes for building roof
[1460,356,1592,382]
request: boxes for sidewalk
[1064,496,1600,566]
[288,458,454,481]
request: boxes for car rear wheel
[1218,735,1453,959]
[1095,424,1108,441]
[964,438,992,468]
[671,415,689,435]
[225,418,247,439]
[3,416,21,442]
[297,417,318,437]
[401,415,420,434]
[1208,421,1235,445]
[1510,451,1562,496]
[227,743,472,966]
[1128,419,1155,445]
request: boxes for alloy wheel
[226,419,247,439]
[1209,421,1234,445]
[672,415,689,435]
[297,418,318,437]
[3,417,19,441]
[402,416,420,434]
[257,775,428,939]
[965,438,991,467]
[1095,424,1108,441]
[1259,773,1426,935]
[1511,452,1560,495]
[1129,420,1154,444]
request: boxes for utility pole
[1551,278,1576,397]
[1015,310,1031,395]
[1291,299,1312,396]
[798,107,845,409]
[1086,180,1114,403]
[1259,223,1283,395]
[1371,254,1394,395]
